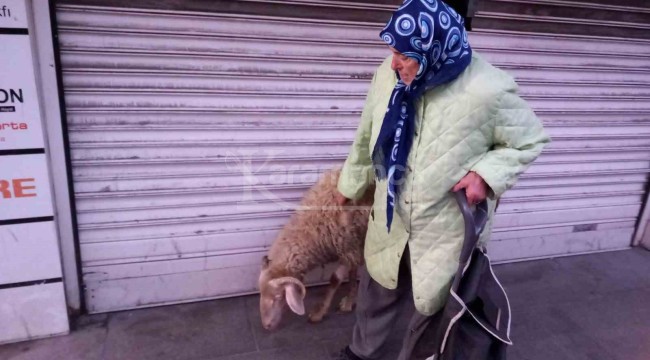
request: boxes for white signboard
[0,2,45,150]
[0,154,54,220]
[0,221,62,284]
[0,283,69,344]
[0,0,28,28]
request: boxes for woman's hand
[452,172,489,205]
[334,191,350,206]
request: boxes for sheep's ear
[284,283,305,315]
[261,256,270,269]
[269,277,306,315]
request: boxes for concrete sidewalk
[1,249,649,360]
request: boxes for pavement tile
[494,258,600,310]
[553,249,650,293]
[208,346,331,360]
[509,332,615,360]
[102,298,256,360]
[593,323,650,360]
[561,288,650,336]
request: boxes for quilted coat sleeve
[471,89,550,198]
[337,71,379,200]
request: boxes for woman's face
[389,47,420,85]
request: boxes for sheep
[258,168,374,330]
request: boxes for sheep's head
[258,256,306,331]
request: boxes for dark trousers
[350,247,430,360]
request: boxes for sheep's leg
[308,264,348,323]
[338,266,358,312]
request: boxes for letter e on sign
[13,178,36,197]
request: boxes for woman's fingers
[455,172,488,204]
[452,176,469,192]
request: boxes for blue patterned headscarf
[373,0,472,232]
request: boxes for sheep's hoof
[308,312,325,323]
[308,304,326,323]
[338,297,356,313]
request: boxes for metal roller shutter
[55,2,650,312]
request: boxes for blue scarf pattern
[373,0,472,232]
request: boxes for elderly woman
[335,1,549,359]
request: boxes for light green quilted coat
[338,53,550,315]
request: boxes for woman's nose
[391,57,400,71]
